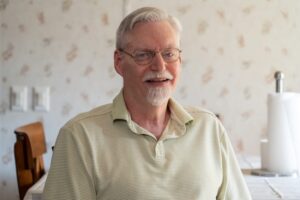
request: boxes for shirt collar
[111,90,131,122]
[168,98,194,126]
[111,90,194,137]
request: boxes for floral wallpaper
[1,0,300,199]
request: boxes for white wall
[1,0,300,199]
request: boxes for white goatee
[142,71,174,106]
[146,87,171,106]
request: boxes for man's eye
[134,52,152,60]
[163,51,175,58]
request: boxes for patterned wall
[1,0,300,199]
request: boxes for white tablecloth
[23,173,47,200]
[24,155,300,200]
[239,154,300,200]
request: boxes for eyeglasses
[118,48,182,65]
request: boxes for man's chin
[146,97,170,106]
[146,87,172,106]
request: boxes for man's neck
[123,92,170,139]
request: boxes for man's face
[114,20,181,106]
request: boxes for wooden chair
[13,122,47,200]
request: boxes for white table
[24,155,300,200]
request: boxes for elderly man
[43,7,252,200]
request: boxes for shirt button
[155,141,165,159]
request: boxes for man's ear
[114,50,123,76]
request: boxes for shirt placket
[154,140,165,161]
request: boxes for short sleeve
[42,126,96,200]
[217,130,252,200]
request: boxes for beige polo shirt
[43,91,251,200]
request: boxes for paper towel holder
[251,71,298,177]
[275,71,284,93]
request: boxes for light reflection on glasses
[118,48,182,65]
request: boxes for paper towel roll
[261,92,300,174]
[285,93,300,175]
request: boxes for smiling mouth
[146,78,170,83]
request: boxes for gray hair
[116,7,182,49]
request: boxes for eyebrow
[134,49,154,52]
[134,47,178,52]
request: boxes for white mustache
[142,71,173,82]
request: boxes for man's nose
[150,52,166,71]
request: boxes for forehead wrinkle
[124,21,180,51]
[126,39,179,52]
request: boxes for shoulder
[183,106,227,141]
[184,105,219,121]
[63,103,113,130]
[184,105,225,130]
